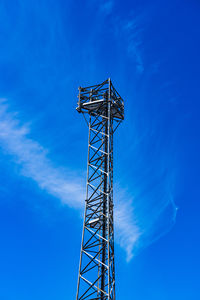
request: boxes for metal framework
[76,78,124,300]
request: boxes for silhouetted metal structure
[76,79,124,300]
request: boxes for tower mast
[76,79,124,300]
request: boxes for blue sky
[0,0,200,299]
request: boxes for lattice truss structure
[76,79,124,300]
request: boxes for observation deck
[76,78,124,120]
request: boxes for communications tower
[76,79,124,300]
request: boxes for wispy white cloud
[114,186,141,262]
[0,98,85,209]
[123,16,145,73]
[0,98,140,260]
[0,99,178,261]
[100,0,114,15]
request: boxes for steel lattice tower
[76,79,124,300]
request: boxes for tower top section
[76,78,124,120]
